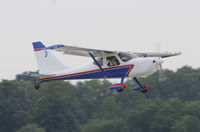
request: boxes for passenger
[107,57,118,66]
[111,57,117,66]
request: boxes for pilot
[108,57,118,66]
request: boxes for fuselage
[39,56,161,83]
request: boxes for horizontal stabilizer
[18,73,56,78]
[43,44,64,50]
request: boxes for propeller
[158,63,167,82]
[155,42,167,82]
[155,59,167,82]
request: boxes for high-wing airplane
[19,41,181,93]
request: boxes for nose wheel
[133,77,151,93]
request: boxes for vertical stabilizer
[32,41,67,74]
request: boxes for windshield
[118,52,138,62]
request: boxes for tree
[0,80,35,132]
[126,99,159,132]
[82,119,125,132]
[170,115,200,132]
[34,81,80,132]
[16,124,46,132]
[150,98,183,132]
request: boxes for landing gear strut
[133,77,151,93]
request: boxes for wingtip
[174,51,182,56]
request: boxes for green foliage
[33,81,80,132]
[126,99,159,132]
[0,80,37,132]
[1,66,200,132]
[82,119,125,132]
[16,124,46,132]
[170,115,200,132]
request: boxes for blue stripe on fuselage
[41,66,131,82]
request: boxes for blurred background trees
[1,66,200,132]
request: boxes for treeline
[0,66,200,132]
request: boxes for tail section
[33,41,67,74]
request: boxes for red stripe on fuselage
[40,64,134,81]
[126,64,134,77]
[34,48,43,51]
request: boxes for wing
[42,44,181,58]
[132,51,181,58]
[43,44,115,57]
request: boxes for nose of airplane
[155,59,164,65]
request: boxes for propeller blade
[158,64,167,82]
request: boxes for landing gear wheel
[140,89,148,93]
[117,89,124,92]
[35,83,40,90]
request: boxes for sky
[0,0,200,80]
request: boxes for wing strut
[89,52,108,77]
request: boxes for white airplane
[19,41,181,93]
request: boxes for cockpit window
[118,52,137,62]
[106,56,120,67]
[93,58,103,66]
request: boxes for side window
[106,56,120,67]
[93,58,103,66]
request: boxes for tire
[117,89,124,92]
[35,83,40,90]
[140,89,148,93]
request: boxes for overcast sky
[0,0,200,80]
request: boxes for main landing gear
[108,76,126,92]
[108,83,127,92]
[108,77,151,93]
[133,77,151,93]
